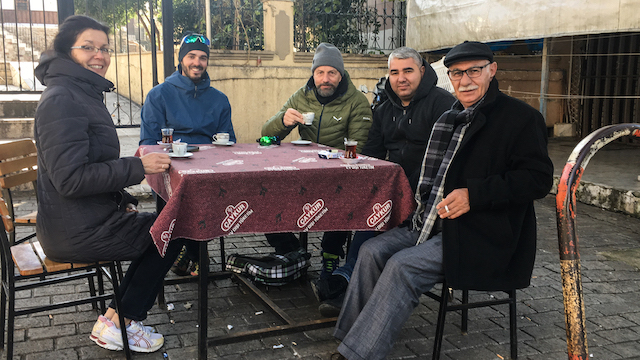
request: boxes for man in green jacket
[261,43,373,279]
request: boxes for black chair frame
[424,281,518,360]
[0,221,132,359]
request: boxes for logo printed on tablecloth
[233,151,262,155]
[159,219,177,256]
[342,163,375,170]
[217,159,244,166]
[221,200,254,234]
[367,200,392,230]
[264,166,300,171]
[181,169,216,174]
[292,157,318,163]
[163,172,173,198]
[297,199,328,231]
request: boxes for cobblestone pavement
[3,193,640,360]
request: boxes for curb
[551,175,640,218]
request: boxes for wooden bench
[10,240,95,276]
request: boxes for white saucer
[212,141,235,146]
[169,152,193,158]
[291,140,312,145]
[156,141,172,148]
[340,156,361,165]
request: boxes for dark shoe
[312,275,348,302]
[320,252,340,279]
[330,352,347,360]
[170,247,191,276]
[318,293,344,318]
[189,261,200,276]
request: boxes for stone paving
[3,192,640,360]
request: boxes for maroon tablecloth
[138,143,415,256]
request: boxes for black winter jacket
[34,52,155,262]
[362,59,455,190]
[441,78,554,291]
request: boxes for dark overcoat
[442,78,554,291]
[34,52,155,262]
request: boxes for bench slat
[15,210,37,224]
[31,241,73,272]
[11,242,43,276]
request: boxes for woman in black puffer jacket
[34,15,180,353]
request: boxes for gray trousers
[333,226,444,360]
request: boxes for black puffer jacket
[34,52,155,262]
[362,59,455,190]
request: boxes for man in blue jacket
[140,33,236,145]
[140,33,236,275]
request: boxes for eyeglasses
[70,45,114,55]
[181,34,211,46]
[447,63,491,81]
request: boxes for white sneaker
[90,316,122,351]
[97,318,164,353]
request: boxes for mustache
[458,84,479,92]
[189,65,204,71]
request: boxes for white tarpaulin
[407,0,640,51]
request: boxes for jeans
[109,237,184,321]
[333,227,444,360]
[333,230,378,282]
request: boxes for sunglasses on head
[181,34,210,46]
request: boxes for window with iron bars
[294,0,406,54]
[174,0,264,50]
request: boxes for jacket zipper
[316,105,325,144]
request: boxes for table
[138,143,416,359]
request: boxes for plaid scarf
[411,97,484,245]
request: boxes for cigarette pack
[318,149,341,159]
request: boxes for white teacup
[213,133,230,143]
[172,142,188,156]
[302,112,315,125]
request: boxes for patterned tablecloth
[138,143,415,256]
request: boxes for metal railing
[556,123,640,360]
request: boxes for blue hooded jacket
[140,66,236,145]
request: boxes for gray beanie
[311,43,344,76]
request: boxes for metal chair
[0,198,132,359]
[424,280,518,360]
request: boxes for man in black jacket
[312,47,455,316]
[330,41,553,360]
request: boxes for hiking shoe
[171,247,191,276]
[311,275,348,302]
[320,252,340,279]
[190,261,200,276]
[318,293,344,318]
[97,318,164,353]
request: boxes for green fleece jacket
[261,71,372,153]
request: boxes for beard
[181,64,205,82]
[316,83,337,97]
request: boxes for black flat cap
[444,41,494,68]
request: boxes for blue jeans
[333,227,444,360]
[332,230,378,282]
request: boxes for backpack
[225,249,311,286]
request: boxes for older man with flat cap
[330,41,553,360]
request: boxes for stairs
[0,93,40,140]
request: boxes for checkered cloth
[226,248,311,286]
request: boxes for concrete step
[0,118,34,139]
[0,93,40,117]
